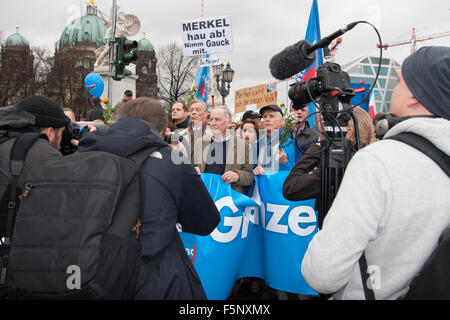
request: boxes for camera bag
[1,133,162,299]
[360,131,450,300]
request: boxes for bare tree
[32,46,54,97]
[156,42,199,109]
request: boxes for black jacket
[86,104,104,121]
[283,143,324,227]
[78,117,220,299]
[174,116,190,129]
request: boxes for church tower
[49,0,107,118]
[0,26,35,105]
[136,32,159,98]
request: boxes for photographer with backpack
[0,96,71,297]
[301,46,450,299]
[0,95,71,161]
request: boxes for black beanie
[17,95,70,128]
[402,46,450,121]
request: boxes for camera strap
[388,132,450,177]
[359,131,450,300]
[1,132,42,296]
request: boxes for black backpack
[0,132,161,299]
[360,132,450,300]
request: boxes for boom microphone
[308,21,359,53]
[269,21,361,80]
[269,40,316,80]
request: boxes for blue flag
[295,0,323,128]
[193,54,211,103]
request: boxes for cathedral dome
[5,27,29,47]
[57,1,106,49]
[137,33,154,52]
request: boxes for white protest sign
[246,104,257,111]
[181,16,233,56]
[199,55,223,67]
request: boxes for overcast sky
[1,0,449,110]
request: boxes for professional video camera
[60,122,88,156]
[270,21,383,298]
[269,20,383,217]
[288,61,354,111]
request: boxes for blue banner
[351,83,371,113]
[180,172,318,300]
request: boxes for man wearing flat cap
[252,104,296,175]
[0,95,71,185]
[301,47,450,300]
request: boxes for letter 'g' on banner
[179,174,258,299]
[180,173,318,299]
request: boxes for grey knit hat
[401,46,450,121]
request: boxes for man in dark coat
[78,97,220,299]
[171,100,190,129]
[86,98,104,121]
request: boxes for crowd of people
[0,46,449,300]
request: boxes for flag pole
[211,64,215,109]
[107,0,117,104]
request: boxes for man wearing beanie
[301,46,450,299]
[0,95,70,187]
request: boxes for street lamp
[214,62,235,105]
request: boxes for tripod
[317,109,374,299]
[319,134,352,228]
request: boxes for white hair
[213,106,232,121]
[189,100,207,112]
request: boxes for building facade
[0,1,158,120]
[342,56,401,113]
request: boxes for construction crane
[377,28,450,54]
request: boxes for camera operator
[0,96,71,166]
[283,107,376,228]
[1,96,70,242]
[1,95,96,173]
[301,46,450,299]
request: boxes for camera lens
[288,80,319,109]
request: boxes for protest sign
[234,83,278,114]
[181,16,233,56]
[199,55,223,67]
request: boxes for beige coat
[196,134,254,195]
